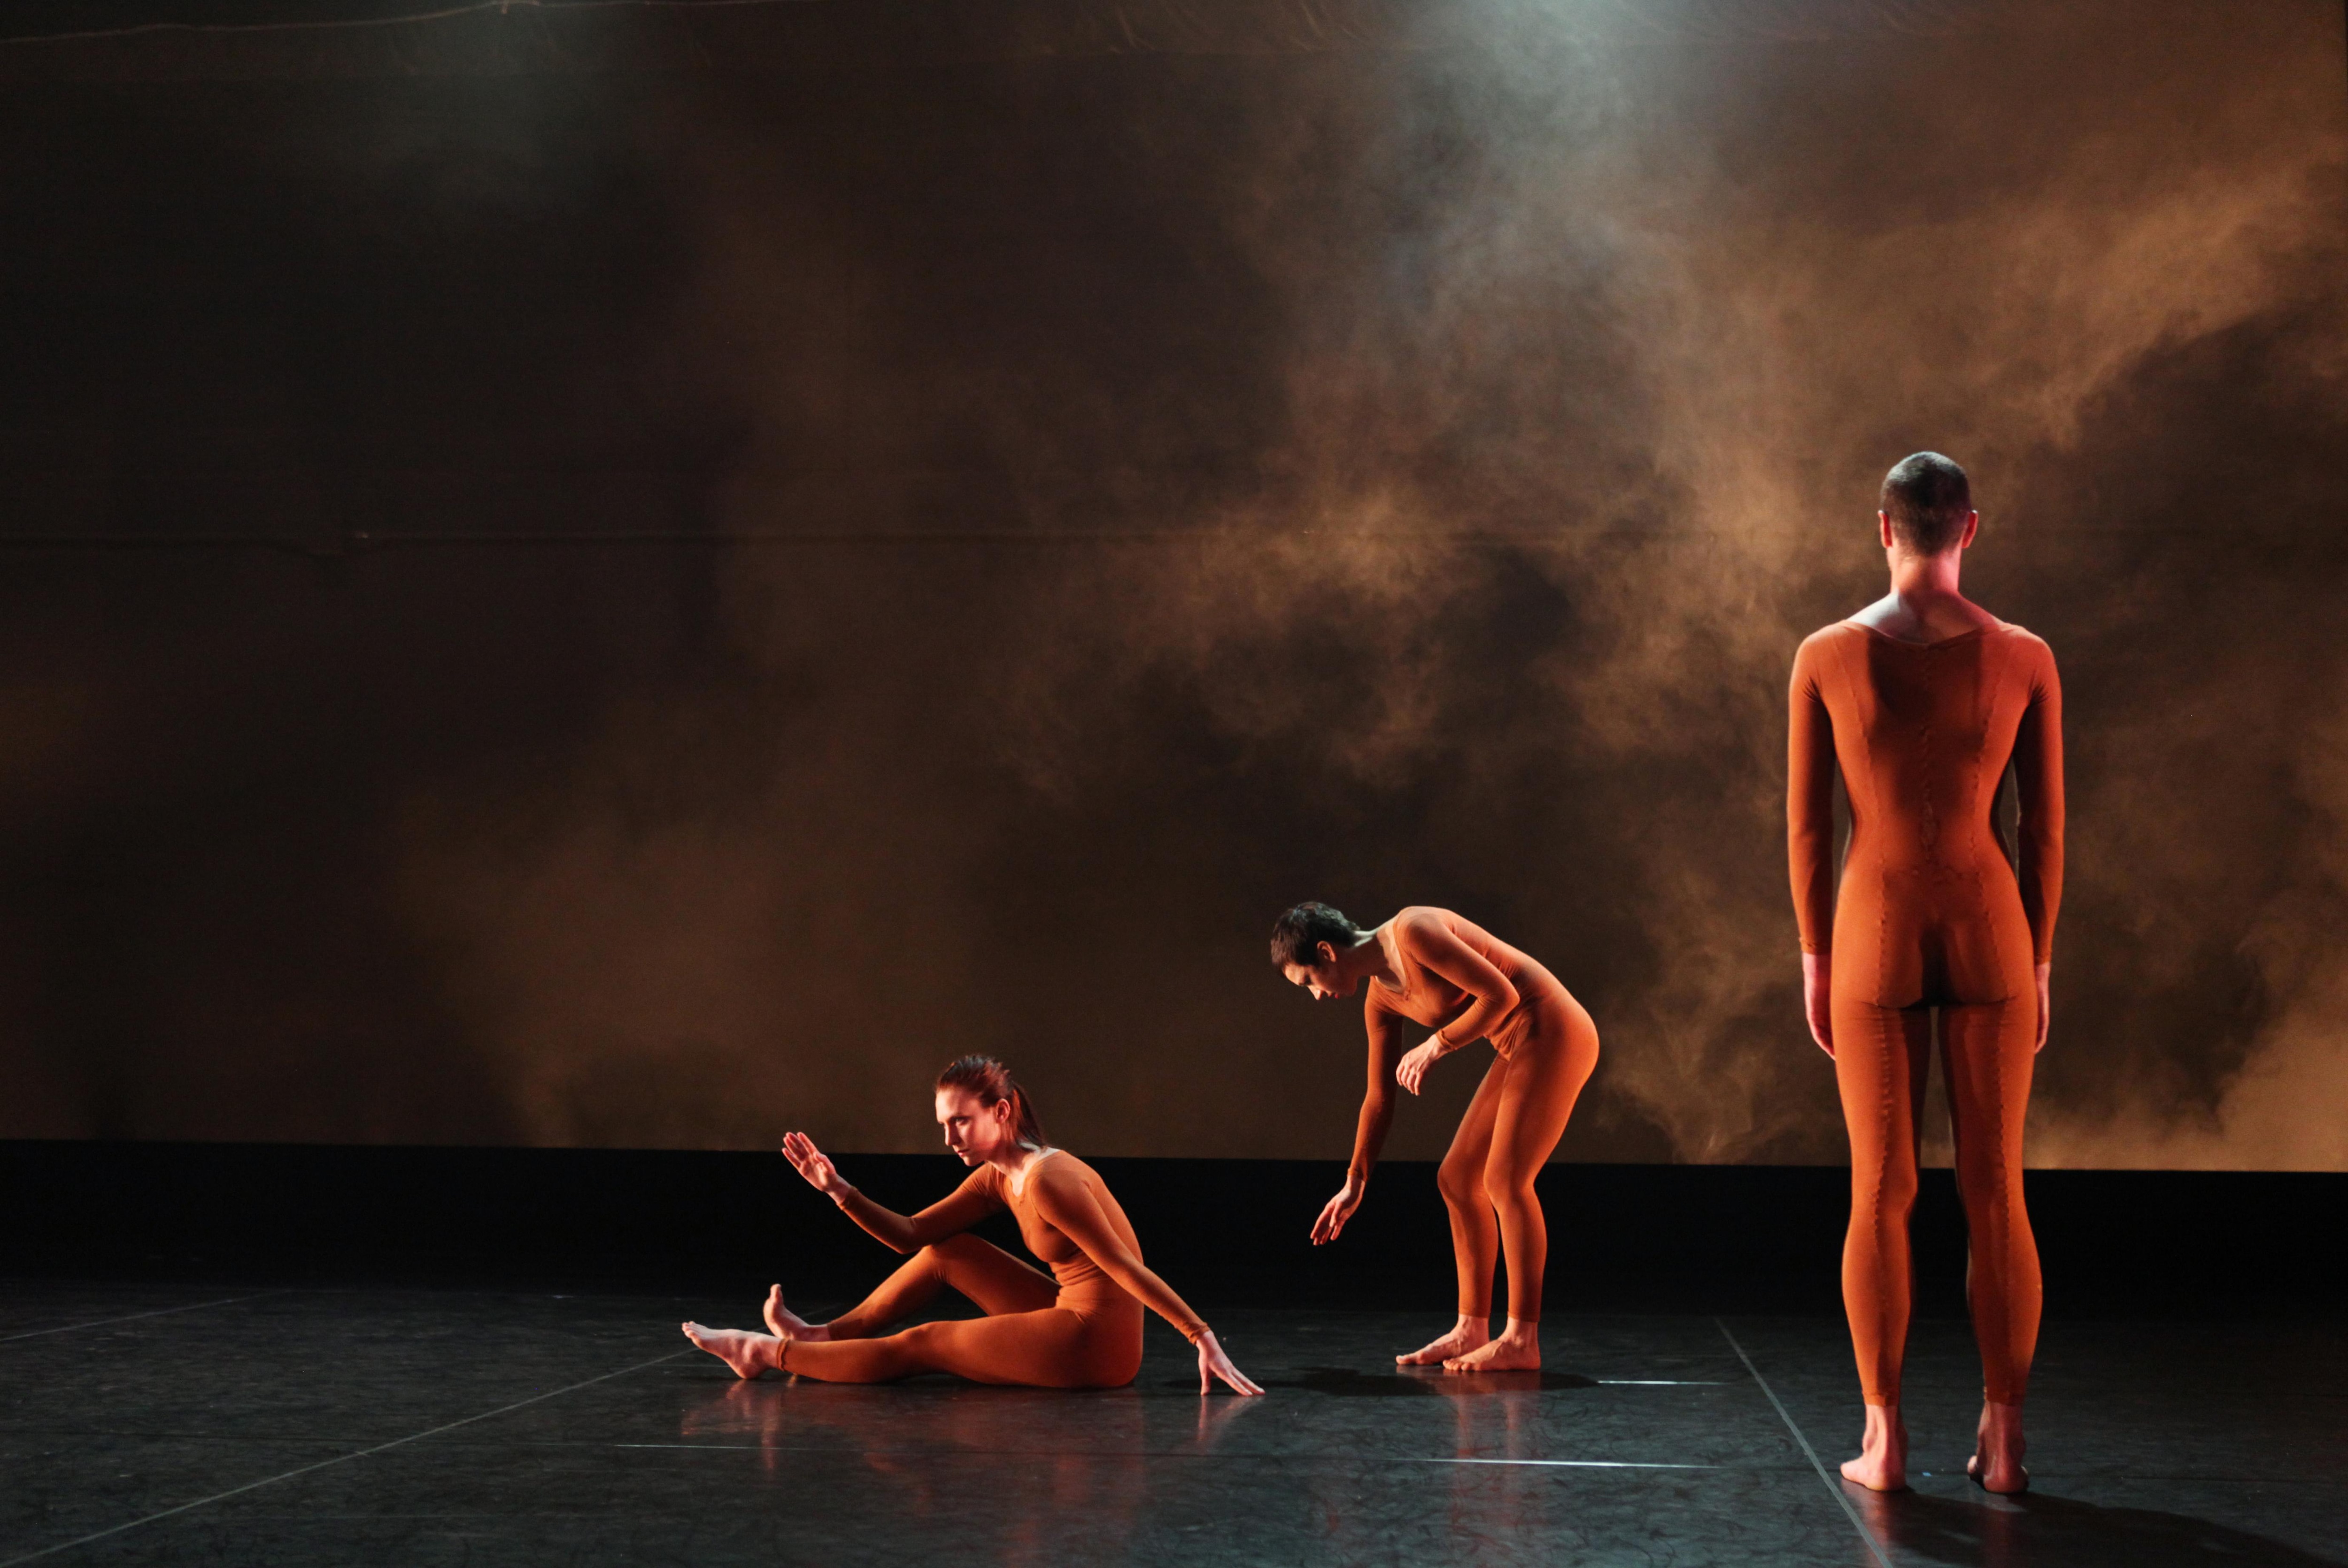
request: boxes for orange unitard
[780,1151,1209,1388]
[1789,621,2063,1407]
[1349,907,1600,1323]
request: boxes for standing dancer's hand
[1802,952,1834,1057]
[1310,1178,1364,1245]
[2034,962,2051,1053]
[1396,1038,1448,1095]
[781,1131,849,1198]
[1195,1330,1265,1396]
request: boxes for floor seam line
[1715,1317,1896,1568]
[0,1349,691,1567]
[0,1292,291,1344]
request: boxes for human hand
[2034,962,2051,1053]
[1396,1037,1448,1095]
[1310,1179,1364,1245]
[1196,1330,1265,1396]
[1802,951,1833,1057]
[780,1131,848,1198]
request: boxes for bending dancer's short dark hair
[1881,452,1972,555]
[1270,902,1365,968]
[936,1054,1045,1146]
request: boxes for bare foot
[1968,1399,2029,1494]
[763,1285,829,1343]
[1444,1320,1540,1373]
[1839,1402,1908,1491]
[682,1321,783,1380]
[1398,1315,1491,1366]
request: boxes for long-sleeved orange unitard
[1789,620,2064,1407]
[1352,908,1600,1323]
[779,1152,1209,1388]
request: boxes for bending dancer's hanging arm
[781,1130,1000,1253]
[1787,644,1839,1053]
[2013,643,2065,1049]
[1391,913,1520,1093]
[1312,1008,1412,1245]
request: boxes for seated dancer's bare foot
[1839,1403,1908,1491]
[1444,1321,1539,1373]
[1968,1399,2029,1494]
[682,1321,784,1381]
[1398,1316,1491,1367]
[763,1285,829,1343]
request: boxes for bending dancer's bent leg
[782,1307,1128,1389]
[1398,1059,1507,1366]
[1943,997,2040,1493]
[1833,995,1931,1489]
[1442,1018,1599,1372]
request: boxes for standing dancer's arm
[781,1131,1002,1253]
[1788,640,1839,1055]
[2013,641,2065,1051]
[1311,1006,1411,1245]
[1390,911,1519,1093]
[1027,1164,1264,1396]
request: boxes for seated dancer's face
[936,1089,1016,1164]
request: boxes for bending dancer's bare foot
[682,1321,784,1381]
[1968,1399,2029,1494]
[763,1285,830,1343]
[1839,1403,1908,1491]
[1398,1315,1491,1366]
[1443,1319,1539,1372]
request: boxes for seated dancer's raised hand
[781,1130,848,1197]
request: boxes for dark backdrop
[1,0,2344,1168]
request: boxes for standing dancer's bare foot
[1839,1403,1908,1491]
[763,1285,830,1343]
[1443,1319,1539,1372]
[1968,1399,2029,1493]
[682,1322,785,1380]
[1398,1315,1491,1366]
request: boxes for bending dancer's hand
[1195,1330,1265,1396]
[780,1131,849,1198]
[2034,962,2051,1053]
[1310,1178,1364,1245]
[1395,1037,1448,1096]
[1802,952,1833,1058]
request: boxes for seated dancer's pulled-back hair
[936,1054,1045,1147]
[1880,451,1972,555]
[1269,901,1366,968]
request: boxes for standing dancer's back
[1787,451,2064,1496]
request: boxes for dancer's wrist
[828,1182,858,1206]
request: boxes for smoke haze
[0,0,2342,1167]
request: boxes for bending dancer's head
[935,1053,1046,1165]
[1878,451,1977,562]
[1271,901,1379,999]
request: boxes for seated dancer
[1789,452,2063,1494]
[682,1054,1263,1396]
[1273,903,1599,1372]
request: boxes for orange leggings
[1835,995,2041,1406]
[779,1234,1143,1389]
[1436,1013,1600,1322]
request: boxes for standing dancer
[1273,903,1599,1372]
[683,1055,1262,1396]
[1788,452,2063,1494]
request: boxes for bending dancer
[1789,452,2063,1494]
[1273,903,1599,1373]
[682,1055,1262,1396]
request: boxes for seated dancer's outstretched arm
[1025,1161,1210,1343]
[782,1131,1003,1254]
[1394,909,1519,1048]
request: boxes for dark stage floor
[2,1283,2341,1567]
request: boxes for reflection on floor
[0,1284,2340,1566]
